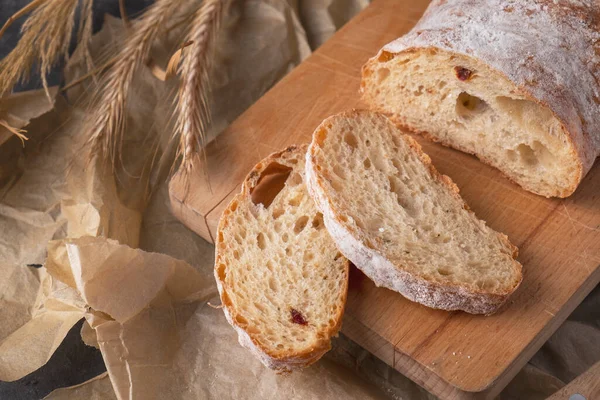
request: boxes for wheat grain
[85,0,179,165]
[174,0,225,177]
[0,0,90,100]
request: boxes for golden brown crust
[215,145,349,372]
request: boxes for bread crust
[362,0,600,198]
[305,110,522,315]
[215,145,349,373]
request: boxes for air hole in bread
[378,50,394,62]
[388,176,398,193]
[414,85,424,96]
[531,140,554,167]
[333,164,346,179]
[294,216,309,234]
[314,128,328,146]
[250,162,293,208]
[235,314,248,326]
[257,233,266,250]
[272,208,284,219]
[456,92,489,119]
[268,277,278,291]
[363,158,372,168]
[304,252,314,262]
[312,213,324,230]
[344,132,359,149]
[288,193,303,207]
[517,143,539,166]
[391,158,403,174]
[437,268,452,276]
[288,172,302,186]
[216,264,226,280]
[246,326,261,335]
[282,233,289,243]
[254,302,265,313]
[376,68,390,83]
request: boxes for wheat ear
[174,0,225,177]
[85,0,179,165]
[0,0,90,100]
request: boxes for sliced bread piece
[305,110,522,314]
[215,145,349,373]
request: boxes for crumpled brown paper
[7,234,383,400]
[45,237,215,400]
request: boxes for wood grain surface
[547,361,600,400]
[169,0,600,398]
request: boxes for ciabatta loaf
[215,145,349,373]
[306,110,522,314]
[361,0,600,198]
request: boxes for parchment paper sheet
[0,1,597,399]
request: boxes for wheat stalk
[0,0,47,41]
[0,119,28,145]
[85,0,179,165]
[118,0,130,27]
[174,0,224,177]
[0,0,91,100]
[77,0,96,84]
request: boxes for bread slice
[215,145,349,373]
[360,0,600,198]
[305,110,522,314]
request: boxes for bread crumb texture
[215,145,348,372]
[306,110,522,314]
[362,0,600,197]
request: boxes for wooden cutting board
[168,0,600,398]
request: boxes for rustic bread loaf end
[362,0,600,198]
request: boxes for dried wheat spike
[0,0,93,100]
[85,0,179,165]
[174,0,225,177]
